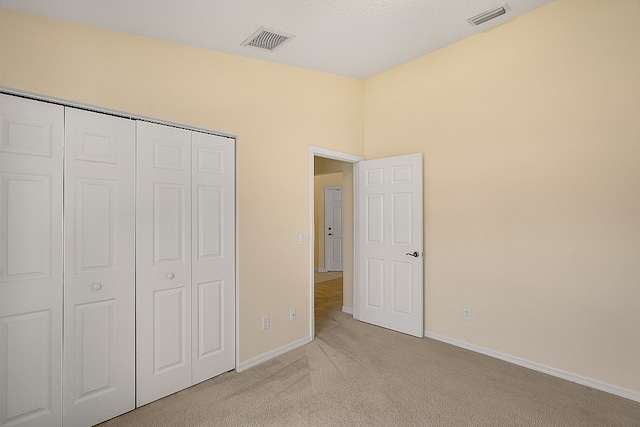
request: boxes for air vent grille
[241,27,294,52]
[468,4,511,26]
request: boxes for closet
[0,95,64,427]
[0,93,235,426]
[136,122,235,406]
[63,108,136,426]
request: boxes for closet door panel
[191,132,235,384]
[63,108,135,426]
[136,121,192,407]
[0,94,63,427]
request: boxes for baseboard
[236,335,312,372]
[315,267,327,273]
[342,306,353,315]
[423,331,640,403]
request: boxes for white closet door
[63,108,135,425]
[191,132,235,384]
[136,121,192,406]
[0,94,64,426]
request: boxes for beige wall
[364,0,640,393]
[0,9,364,362]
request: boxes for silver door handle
[167,273,175,279]
[92,283,102,291]
[406,251,420,258]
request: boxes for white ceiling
[0,0,556,79]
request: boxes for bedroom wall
[363,0,640,394]
[0,8,364,362]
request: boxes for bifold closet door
[136,121,193,406]
[63,108,135,425]
[191,131,235,384]
[137,122,236,406]
[0,94,64,426]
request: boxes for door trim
[309,146,363,339]
[0,86,237,139]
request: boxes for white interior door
[0,94,64,426]
[324,186,343,272]
[63,108,135,425]
[191,131,235,384]
[356,153,423,337]
[136,121,192,406]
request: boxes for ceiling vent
[468,4,511,26]
[241,27,294,52]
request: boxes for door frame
[324,185,344,272]
[309,146,363,339]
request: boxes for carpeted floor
[99,275,640,426]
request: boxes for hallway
[314,272,343,332]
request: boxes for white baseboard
[236,336,312,372]
[315,267,327,273]
[423,331,640,403]
[342,306,353,315]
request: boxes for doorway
[309,146,363,338]
[314,173,345,332]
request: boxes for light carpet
[100,277,640,426]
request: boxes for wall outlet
[463,308,471,321]
[262,315,270,330]
[289,308,296,321]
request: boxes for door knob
[405,251,420,258]
[167,273,175,279]
[92,283,102,291]
[328,233,334,236]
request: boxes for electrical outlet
[463,308,471,321]
[262,315,270,330]
[289,308,296,321]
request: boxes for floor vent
[241,27,294,52]
[468,4,511,26]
